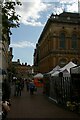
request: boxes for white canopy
[51,62,77,77]
[47,65,60,74]
[71,65,80,74]
[34,73,43,78]
[60,61,77,73]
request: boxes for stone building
[12,59,33,79]
[34,12,80,74]
[0,10,13,80]
[0,34,13,80]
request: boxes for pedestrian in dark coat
[29,80,35,95]
[14,79,22,96]
[25,79,30,92]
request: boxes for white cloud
[10,41,36,48]
[59,0,78,12]
[15,0,78,26]
[16,0,49,26]
[25,21,44,27]
[67,2,78,12]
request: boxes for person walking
[21,78,24,90]
[25,79,30,92]
[14,79,18,96]
[17,79,22,96]
[14,78,22,96]
[29,80,35,95]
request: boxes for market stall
[33,73,43,87]
[50,62,77,104]
[70,65,80,102]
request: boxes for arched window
[59,33,65,49]
[71,34,77,49]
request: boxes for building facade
[12,59,33,79]
[34,12,80,74]
[0,17,13,81]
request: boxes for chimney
[25,63,27,66]
[17,59,20,64]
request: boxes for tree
[2,1,22,41]
[1,1,22,81]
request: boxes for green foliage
[2,1,22,41]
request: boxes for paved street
[7,84,80,119]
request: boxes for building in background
[12,59,33,79]
[34,12,80,74]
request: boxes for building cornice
[38,12,80,44]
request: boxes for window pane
[60,33,65,48]
[72,34,77,49]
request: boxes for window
[59,33,65,49]
[71,34,77,49]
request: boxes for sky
[9,0,79,66]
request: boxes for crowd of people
[25,79,37,95]
[13,78,37,96]
[14,78,24,96]
[1,76,37,120]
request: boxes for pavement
[7,84,80,119]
